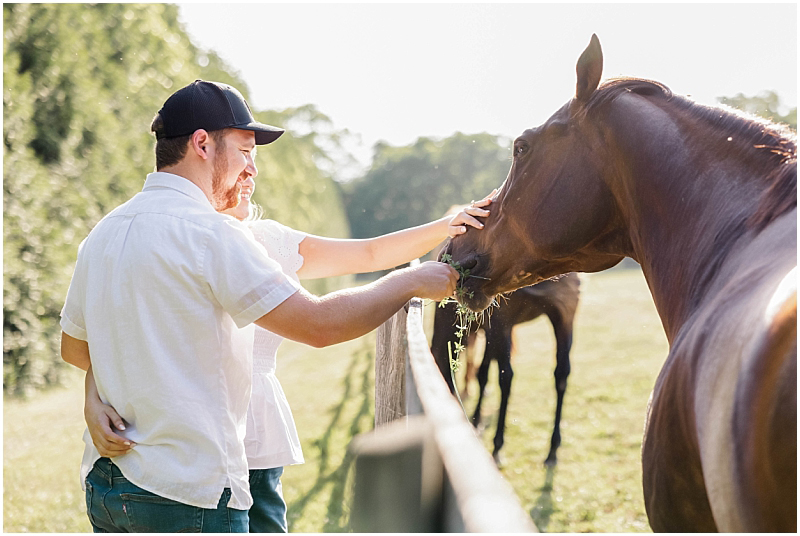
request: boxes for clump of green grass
[437,254,477,365]
[437,252,495,414]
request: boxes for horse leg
[545,311,573,466]
[461,331,478,399]
[487,327,513,467]
[430,302,458,394]
[471,342,493,429]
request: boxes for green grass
[442,267,667,532]
[4,267,667,532]
[4,371,89,532]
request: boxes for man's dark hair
[150,113,228,169]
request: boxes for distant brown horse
[442,35,796,532]
[430,274,580,466]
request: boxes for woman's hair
[245,201,265,222]
[150,113,228,169]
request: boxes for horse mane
[586,78,797,230]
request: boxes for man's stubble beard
[211,140,241,212]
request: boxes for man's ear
[190,129,211,160]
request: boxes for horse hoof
[493,452,504,468]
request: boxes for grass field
[463,267,668,532]
[4,266,667,532]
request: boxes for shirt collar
[143,172,213,209]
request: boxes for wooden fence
[349,297,537,532]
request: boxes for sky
[177,3,797,176]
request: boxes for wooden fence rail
[349,298,537,532]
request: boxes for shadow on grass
[530,465,557,531]
[286,344,374,532]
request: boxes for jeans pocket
[86,469,115,532]
[85,480,95,525]
[121,492,203,533]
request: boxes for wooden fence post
[374,302,409,426]
[404,298,537,533]
[349,415,444,532]
[353,294,537,532]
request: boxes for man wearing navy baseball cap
[148,80,286,213]
[153,80,285,145]
[60,80,460,531]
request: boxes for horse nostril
[461,256,478,271]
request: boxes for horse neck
[605,106,770,342]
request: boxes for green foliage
[252,104,353,294]
[4,3,192,395]
[718,90,797,131]
[254,105,350,240]
[3,4,350,395]
[344,132,511,238]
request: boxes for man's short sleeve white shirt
[60,172,301,510]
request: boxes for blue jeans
[248,467,287,533]
[85,458,249,532]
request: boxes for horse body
[430,274,580,466]
[643,213,796,531]
[443,34,796,531]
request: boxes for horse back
[644,213,796,532]
[732,269,797,532]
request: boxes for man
[60,80,467,532]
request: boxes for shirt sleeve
[60,238,88,340]
[247,219,307,281]
[204,219,302,328]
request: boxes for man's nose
[246,154,258,178]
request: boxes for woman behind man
[85,172,493,531]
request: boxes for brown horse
[442,35,796,532]
[430,274,580,466]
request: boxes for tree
[344,132,511,240]
[3,4,351,395]
[718,90,796,131]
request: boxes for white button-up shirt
[60,172,301,510]
[245,219,308,469]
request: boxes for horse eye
[515,144,528,157]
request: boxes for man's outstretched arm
[256,261,458,348]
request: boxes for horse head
[445,35,627,311]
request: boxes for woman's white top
[244,219,307,470]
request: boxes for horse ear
[575,34,603,102]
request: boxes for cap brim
[236,122,285,145]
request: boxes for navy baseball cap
[156,80,284,145]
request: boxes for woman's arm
[61,334,131,455]
[85,366,135,457]
[296,192,494,280]
[61,331,91,370]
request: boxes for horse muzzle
[438,241,496,311]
